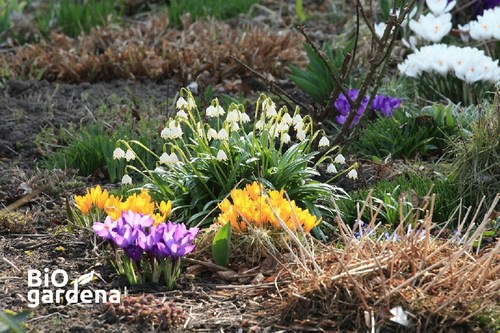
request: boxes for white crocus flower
[121,174,132,185]
[281,133,291,144]
[207,128,218,141]
[398,53,421,78]
[429,44,451,76]
[409,12,452,42]
[425,0,455,16]
[347,169,358,180]
[113,147,125,159]
[326,163,337,174]
[176,97,188,109]
[125,149,135,161]
[334,154,346,164]
[216,150,228,161]
[318,136,330,147]
[217,128,229,140]
[458,24,470,42]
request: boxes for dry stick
[229,55,308,112]
[183,258,234,272]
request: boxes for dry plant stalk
[266,193,499,331]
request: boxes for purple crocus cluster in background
[334,89,402,126]
[93,210,199,262]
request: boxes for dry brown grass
[258,194,500,332]
[4,16,306,85]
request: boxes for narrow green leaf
[212,222,232,266]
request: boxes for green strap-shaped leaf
[212,222,232,266]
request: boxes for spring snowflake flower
[176,110,188,119]
[159,152,179,164]
[276,122,289,133]
[121,174,132,185]
[217,128,229,140]
[206,104,225,117]
[281,113,293,125]
[125,149,136,161]
[113,147,125,159]
[216,150,228,161]
[281,133,291,144]
[292,114,303,126]
[226,110,239,123]
[425,0,456,16]
[176,97,188,109]
[161,120,183,140]
[263,98,277,118]
[231,123,240,131]
[318,136,330,147]
[326,163,338,174]
[409,12,452,42]
[334,154,346,164]
[187,96,197,111]
[296,129,306,141]
[255,119,265,130]
[207,128,218,141]
[347,169,358,180]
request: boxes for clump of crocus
[334,89,401,126]
[217,181,320,232]
[93,210,198,289]
[73,186,172,227]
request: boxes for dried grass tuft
[264,194,500,332]
[5,16,306,85]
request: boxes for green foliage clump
[289,43,350,105]
[350,104,464,160]
[449,98,499,214]
[167,0,257,27]
[336,173,458,226]
[40,104,163,182]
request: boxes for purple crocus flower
[93,216,117,239]
[124,245,143,261]
[122,210,154,229]
[137,224,164,252]
[110,219,139,249]
[157,222,199,259]
[334,89,401,125]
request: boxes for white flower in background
[398,53,422,78]
[401,36,417,50]
[217,128,229,140]
[296,129,306,141]
[276,121,289,133]
[187,95,196,111]
[280,133,291,144]
[113,147,125,159]
[206,104,225,117]
[458,24,470,42]
[216,150,228,161]
[318,136,330,147]
[409,12,452,42]
[347,169,358,180]
[292,114,303,126]
[176,110,188,119]
[469,7,500,41]
[425,0,456,16]
[176,97,188,109]
[334,153,346,164]
[121,174,132,185]
[226,110,239,123]
[125,149,136,161]
[255,119,265,130]
[263,98,277,118]
[326,163,338,174]
[374,22,395,38]
[281,113,293,125]
[160,152,179,164]
[207,128,218,141]
[161,120,183,140]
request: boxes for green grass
[335,173,459,227]
[167,0,258,27]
